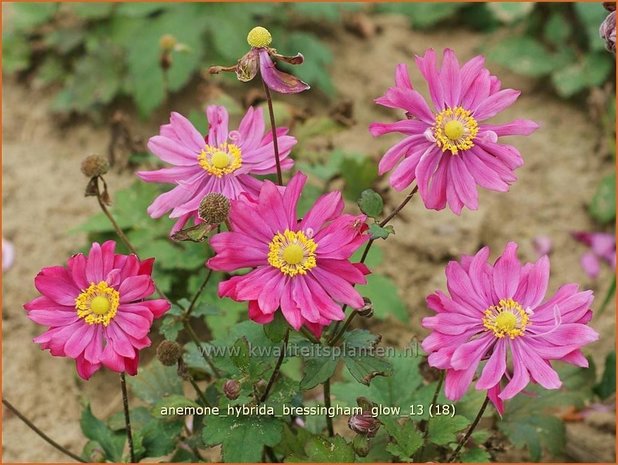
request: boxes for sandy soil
[2,13,615,462]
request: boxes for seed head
[247,26,272,48]
[156,340,183,366]
[81,155,109,178]
[198,193,230,224]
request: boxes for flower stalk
[262,80,283,185]
[119,372,136,463]
[448,396,490,463]
[260,328,290,402]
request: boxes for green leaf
[357,273,408,321]
[594,351,616,399]
[552,52,613,97]
[383,418,423,459]
[487,3,534,23]
[68,3,114,19]
[358,189,384,218]
[544,12,571,46]
[574,3,608,51]
[369,223,394,240]
[264,312,289,343]
[202,414,284,462]
[301,435,356,462]
[589,173,616,223]
[2,32,31,74]
[152,394,200,418]
[140,418,184,458]
[300,355,339,390]
[487,37,557,77]
[427,415,470,446]
[342,330,392,385]
[460,447,491,462]
[284,32,334,96]
[11,3,58,31]
[376,3,465,29]
[127,360,183,405]
[290,3,361,21]
[80,405,125,462]
[499,415,565,461]
[341,155,378,201]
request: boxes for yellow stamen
[268,229,317,277]
[483,298,529,339]
[247,26,272,48]
[198,143,242,177]
[433,106,479,155]
[75,281,120,326]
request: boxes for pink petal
[258,50,310,94]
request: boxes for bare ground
[2,14,615,462]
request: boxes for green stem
[323,379,334,437]
[260,329,290,402]
[448,396,490,463]
[184,267,214,319]
[328,311,357,346]
[183,322,221,378]
[261,80,283,185]
[417,371,445,461]
[2,398,87,462]
[120,372,136,463]
[597,275,616,316]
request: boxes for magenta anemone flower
[422,242,598,414]
[209,26,310,94]
[24,241,170,380]
[3,237,14,272]
[207,172,370,337]
[572,231,616,279]
[137,105,295,235]
[369,48,539,214]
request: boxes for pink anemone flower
[370,48,539,214]
[207,172,370,337]
[422,242,598,414]
[572,231,616,279]
[137,105,295,235]
[24,241,170,380]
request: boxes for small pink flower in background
[210,26,310,94]
[24,241,170,380]
[208,172,370,337]
[600,10,616,53]
[138,105,295,235]
[572,231,616,278]
[532,235,553,257]
[422,242,598,414]
[370,48,538,214]
[3,238,14,272]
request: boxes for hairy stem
[323,379,334,437]
[2,398,86,463]
[417,372,445,461]
[94,178,168,301]
[328,310,357,346]
[120,372,136,463]
[183,322,221,378]
[448,395,490,463]
[185,267,214,319]
[260,329,290,402]
[261,80,283,185]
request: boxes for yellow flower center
[198,143,242,177]
[247,26,272,48]
[483,298,529,339]
[433,106,479,155]
[75,281,120,326]
[268,229,317,277]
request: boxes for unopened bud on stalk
[198,193,230,224]
[223,379,241,400]
[255,379,268,397]
[357,297,374,318]
[352,435,370,457]
[348,412,380,437]
[81,154,109,178]
[156,340,183,366]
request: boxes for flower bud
[352,434,370,457]
[156,340,183,366]
[81,154,109,178]
[223,379,241,400]
[198,193,230,224]
[604,2,616,12]
[160,34,177,52]
[348,412,380,437]
[357,297,374,318]
[255,379,268,397]
[247,26,272,48]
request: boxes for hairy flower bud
[357,297,374,318]
[352,434,370,457]
[81,154,109,178]
[156,340,183,366]
[223,379,241,400]
[348,413,380,437]
[198,193,230,224]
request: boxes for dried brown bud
[348,413,380,437]
[603,2,616,12]
[81,154,109,178]
[156,340,183,366]
[223,379,241,400]
[198,193,230,224]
